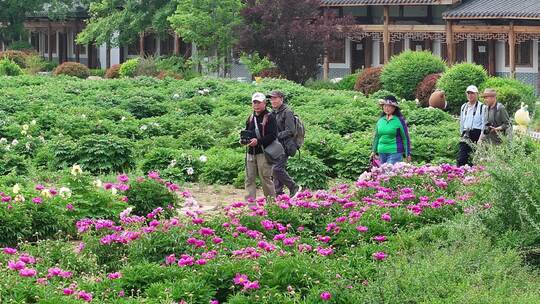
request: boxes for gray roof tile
[321,0,455,5]
[443,0,540,19]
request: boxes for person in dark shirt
[241,92,277,201]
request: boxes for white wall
[495,39,538,74]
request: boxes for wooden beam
[452,25,510,34]
[75,24,80,63]
[347,24,446,33]
[509,22,516,78]
[323,53,329,81]
[383,6,390,64]
[446,20,454,65]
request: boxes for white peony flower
[11,139,18,146]
[31,119,37,125]
[186,167,194,175]
[93,179,103,188]
[22,124,29,131]
[140,125,148,131]
[71,164,83,176]
[12,183,21,194]
[59,187,72,199]
[199,155,208,162]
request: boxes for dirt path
[182,183,247,211]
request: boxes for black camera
[462,129,471,140]
[240,130,255,145]
[483,123,493,135]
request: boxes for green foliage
[119,58,140,78]
[337,72,360,90]
[474,139,540,246]
[53,62,90,78]
[200,148,244,184]
[240,52,276,76]
[0,50,28,68]
[481,77,537,115]
[0,58,23,76]
[381,51,447,100]
[89,69,106,77]
[437,63,488,114]
[126,178,178,216]
[76,134,135,173]
[304,80,338,90]
[287,153,330,190]
[136,56,158,77]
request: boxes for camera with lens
[483,122,493,135]
[240,130,255,145]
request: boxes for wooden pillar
[509,22,516,78]
[383,6,390,64]
[365,36,372,68]
[106,42,111,68]
[75,25,80,63]
[139,33,145,57]
[488,39,496,76]
[48,22,53,61]
[445,20,454,65]
[119,46,125,63]
[424,39,432,52]
[323,53,329,80]
[174,33,180,55]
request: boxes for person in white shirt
[457,85,486,167]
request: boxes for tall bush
[119,58,140,77]
[437,63,488,114]
[354,67,382,95]
[415,73,442,107]
[53,62,90,78]
[381,51,446,100]
[480,77,537,115]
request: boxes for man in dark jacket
[242,92,277,201]
[481,88,511,145]
[269,90,301,197]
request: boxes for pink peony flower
[320,291,332,301]
[3,247,17,255]
[19,254,36,264]
[117,174,129,183]
[107,272,122,279]
[381,213,392,222]
[373,235,387,242]
[77,290,93,302]
[8,260,26,270]
[66,204,74,210]
[32,197,42,204]
[233,273,249,286]
[165,254,176,265]
[147,171,160,179]
[196,259,207,265]
[372,251,388,261]
[244,280,260,290]
[19,268,37,277]
[356,225,369,233]
[63,288,74,295]
[35,184,45,191]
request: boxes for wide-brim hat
[378,98,399,108]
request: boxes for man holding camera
[482,88,510,145]
[241,92,277,201]
[269,90,301,197]
[457,85,486,167]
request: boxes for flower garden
[0,74,539,303]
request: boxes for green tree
[76,0,178,47]
[0,0,74,43]
[168,0,243,74]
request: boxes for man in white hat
[241,92,277,201]
[457,85,486,166]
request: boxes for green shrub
[126,178,178,216]
[119,58,140,77]
[89,68,105,77]
[335,135,372,180]
[288,153,330,190]
[381,51,447,100]
[0,58,23,76]
[370,89,397,100]
[355,67,382,95]
[480,77,537,115]
[136,56,158,77]
[337,72,360,90]
[437,63,488,114]
[76,134,135,173]
[53,62,90,78]
[122,95,168,119]
[42,60,58,71]
[200,148,244,184]
[240,52,276,76]
[304,80,338,90]
[23,54,45,75]
[8,41,33,51]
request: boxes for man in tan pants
[242,92,277,201]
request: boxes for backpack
[293,114,305,149]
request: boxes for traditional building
[1,6,191,69]
[320,0,540,91]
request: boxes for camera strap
[462,102,479,131]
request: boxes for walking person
[268,90,301,197]
[457,85,486,166]
[482,88,511,145]
[241,92,277,201]
[371,95,411,165]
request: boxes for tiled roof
[320,0,458,5]
[443,0,540,20]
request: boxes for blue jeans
[379,153,403,165]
